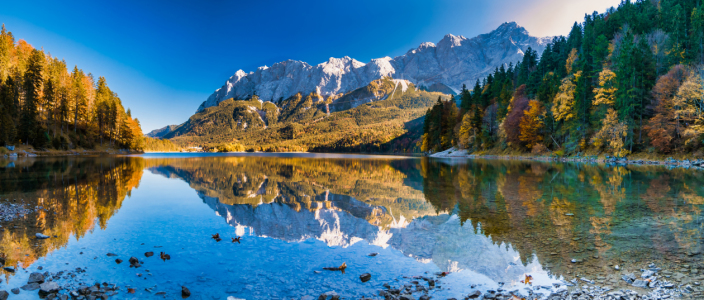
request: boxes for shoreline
[2,148,143,158]
[428,148,704,168]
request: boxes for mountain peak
[417,42,436,50]
[198,22,550,112]
[492,21,529,36]
[439,33,467,47]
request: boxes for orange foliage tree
[644,65,689,152]
[503,85,530,148]
[519,100,545,149]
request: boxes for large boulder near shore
[28,272,45,284]
[39,281,60,294]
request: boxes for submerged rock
[0,290,8,300]
[466,290,482,298]
[360,273,371,282]
[28,272,45,284]
[35,233,50,239]
[632,279,648,288]
[181,286,191,298]
[21,283,40,291]
[39,281,60,294]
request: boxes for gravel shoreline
[429,148,704,169]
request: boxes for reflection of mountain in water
[146,158,547,283]
[197,190,541,283]
[148,156,704,283]
[146,157,435,229]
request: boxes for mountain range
[147,22,550,145]
[196,22,551,113]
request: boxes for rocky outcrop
[198,22,550,112]
[145,125,179,138]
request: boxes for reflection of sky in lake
[4,153,704,299]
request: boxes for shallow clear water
[1,154,703,299]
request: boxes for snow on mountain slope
[198,22,550,112]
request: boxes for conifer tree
[19,49,44,145]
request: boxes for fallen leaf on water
[211,233,221,242]
[232,237,241,243]
[520,274,533,285]
[159,252,171,261]
[128,288,135,294]
[322,262,347,274]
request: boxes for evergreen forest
[422,0,704,158]
[0,25,144,150]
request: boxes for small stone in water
[35,233,50,239]
[181,286,191,298]
[360,273,372,282]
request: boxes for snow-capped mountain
[198,22,551,112]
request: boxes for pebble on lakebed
[0,201,35,222]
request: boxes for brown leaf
[128,288,135,294]
[159,252,171,261]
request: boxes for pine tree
[71,66,86,133]
[459,84,472,111]
[19,49,44,145]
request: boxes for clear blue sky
[1,0,621,132]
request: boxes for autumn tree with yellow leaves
[0,24,144,150]
[552,72,580,123]
[519,100,545,149]
[592,109,629,157]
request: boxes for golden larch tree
[519,100,545,149]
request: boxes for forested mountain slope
[0,25,144,150]
[165,78,450,152]
[423,0,704,158]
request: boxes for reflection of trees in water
[418,159,704,276]
[145,157,435,229]
[0,158,144,277]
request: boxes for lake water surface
[1,153,703,299]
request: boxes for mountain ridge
[198,22,551,112]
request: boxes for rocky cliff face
[199,22,550,112]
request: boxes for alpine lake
[1,153,704,300]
